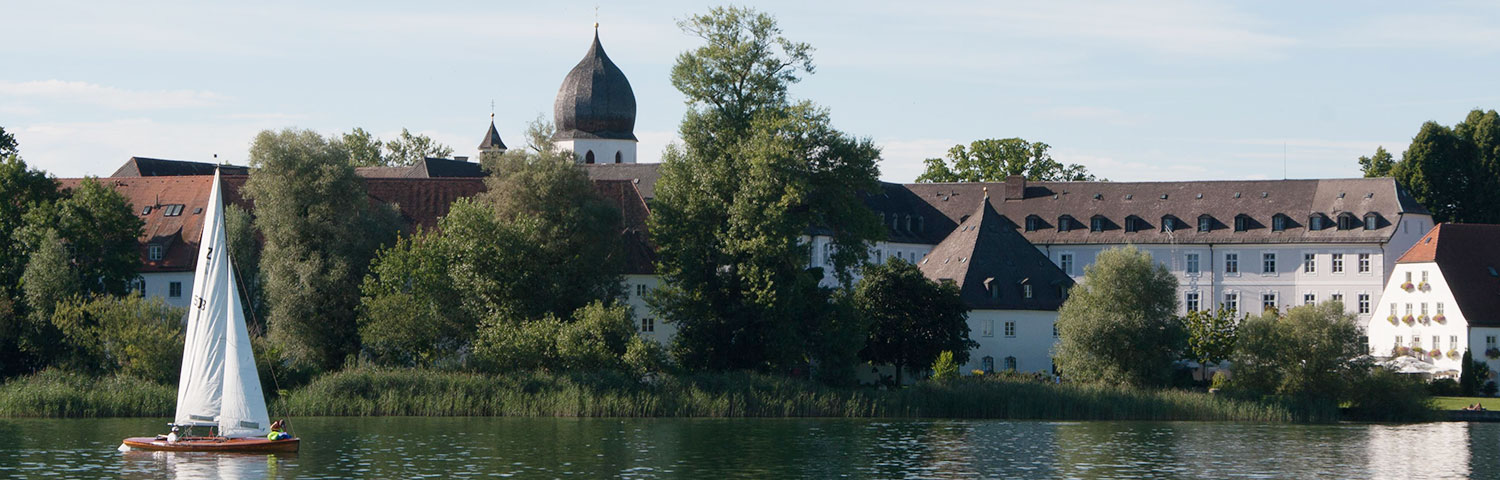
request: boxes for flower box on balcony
[1401,282,1415,292]
[1403,314,1415,325]
[1448,349,1461,360]
[1387,315,1399,325]
[1418,281,1430,292]
[1434,315,1447,324]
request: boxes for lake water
[0,417,1494,478]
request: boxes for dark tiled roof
[592,180,656,274]
[582,163,660,201]
[901,177,1426,246]
[110,157,248,177]
[479,121,507,151]
[918,192,1073,311]
[553,31,637,141]
[1396,223,1500,327]
[353,158,485,179]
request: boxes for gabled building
[1367,224,1500,372]
[918,189,1073,374]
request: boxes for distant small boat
[120,169,298,453]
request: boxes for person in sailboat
[268,419,290,440]
[166,426,180,443]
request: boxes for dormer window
[1233,214,1251,232]
[148,244,163,261]
[1090,215,1106,232]
[1309,214,1326,231]
[1197,215,1214,232]
[1058,215,1076,232]
[1124,215,1145,233]
[1337,212,1358,230]
[1271,214,1289,232]
[905,215,913,232]
[1363,213,1380,230]
[1161,215,1180,233]
[916,216,925,232]
[1025,215,1043,232]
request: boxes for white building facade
[1366,224,1500,374]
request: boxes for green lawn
[1433,396,1499,411]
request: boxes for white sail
[174,169,231,427]
[217,255,270,438]
[172,169,272,438]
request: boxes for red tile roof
[1397,223,1500,327]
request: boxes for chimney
[1003,175,1026,201]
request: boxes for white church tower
[552,26,638,164]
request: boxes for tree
[18,230,73,364]
[1054,245,1183,387]
[855,259,972,385]
[357,232,468,367]
[473,301,650,373]
[652,6,884,375]
[223,204,263,328]
[0,126,16,156]
[0,154,58,314]
[338,127,386,167]
[1358,146,1395,177]
[384,128,454,167]
[243,128,401,371]
[916,138,1097,183]
[49,295,185,383]
[1183,306,1238,381]
[1228,301,1368,402]
[1460,350,1479,396]
[1386,109,1500,223]
[17,177,143,298]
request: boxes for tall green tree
[384,128,454,167]
[1228,301,1369,402]
[49,295,185,384]
[1183,306,1238,381]
[0,126,17,156]
[338,127,386,167]
[222,204,264,329]
[1054,245,1183,387]
[0,155,58,300]
[1385,109,1500,223]
[855,259,972,385]
[244,128,401,370]
[16,178,143,299]
[1358,146,1395,177]
[916,138,1097,183]
[652,6,884,375]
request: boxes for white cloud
[14,118,276,177]
[0,80,226,110]
[1331,13,1500,52]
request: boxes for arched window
[916,216,925,232]
[982,356,995,374]
[1058,215,1075,232]
[1338,212,1358,230]
[1197,214,1214,232]
[585,150,595,164]
[1004,356,1017,371]
[614,151,623,163]
[1363,213,1380,230]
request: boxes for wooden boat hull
[121,436,299,453]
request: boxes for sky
[3,1,1499,183]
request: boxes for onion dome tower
[552,24,637,164]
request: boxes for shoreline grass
[0,369,175,418]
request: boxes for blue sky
[4,1,1498,182]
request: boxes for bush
[474,301,641,374]
[930,351,958,382]
[48,295,185,384]
[1427,378,1461,396]
[1485,381,1499,397]
[1346,368,1436,421]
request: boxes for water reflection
[0,417,1494,478]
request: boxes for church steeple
[479,113,507,155]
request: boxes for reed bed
[0,369,175,417]
[275,368,1339,422]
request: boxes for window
[1025,215,1042,232]
[1004,321,1016,337]
[1338,213,1358,230]
[982,356,995,374]
[1004,356,1017,371]
[1161,215,1179,233]
[1186,253,1200,274]
[1023,284,1033,298]
[131,278,145,294]
[1125,215,1144,233]
[162,204,185,217]
[1090,215,1105,232]
[983,319,994,337]
[1225,253,1239,274]
[1433,336,1441,352]
[614,151,623,163]
[1331,293,1343,305]
[1198,215,1213,232]
[1437,302,1444,316]
[1414,336,1422,349]
[1058,215,1075,232]
[1358,294,1370,314]
[1489,336,1498,349]
[1405,303,1413,316]
[1421,303,1428,316]
[1059,253,1074,276]
[1364,213,1378,230]
[1262,292,1277,312]
[169,281,182,298]
[640,317,655,332]
[1234,214,1250,232]
[1310,215,1325,231]
[585,150,595,164]
[1303,253,1316,273]
[874,250,883,264]
[141,205,153,215]
[1358,254,1371,273]
[1422,271,1429,284]
[1451,336,1459,350]
[637,284,648,297]
[148,244,163,261]
[1331,254,1344,273]
[1272,214,1287,232]
[1224,292,1239,313]
[1186,292,1200,312]
[1263,253,1277,274]
[1405,271,1412,283]
[1396,336,1404,350]
[1304,293,1316,305]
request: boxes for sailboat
[121,169,299,453]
